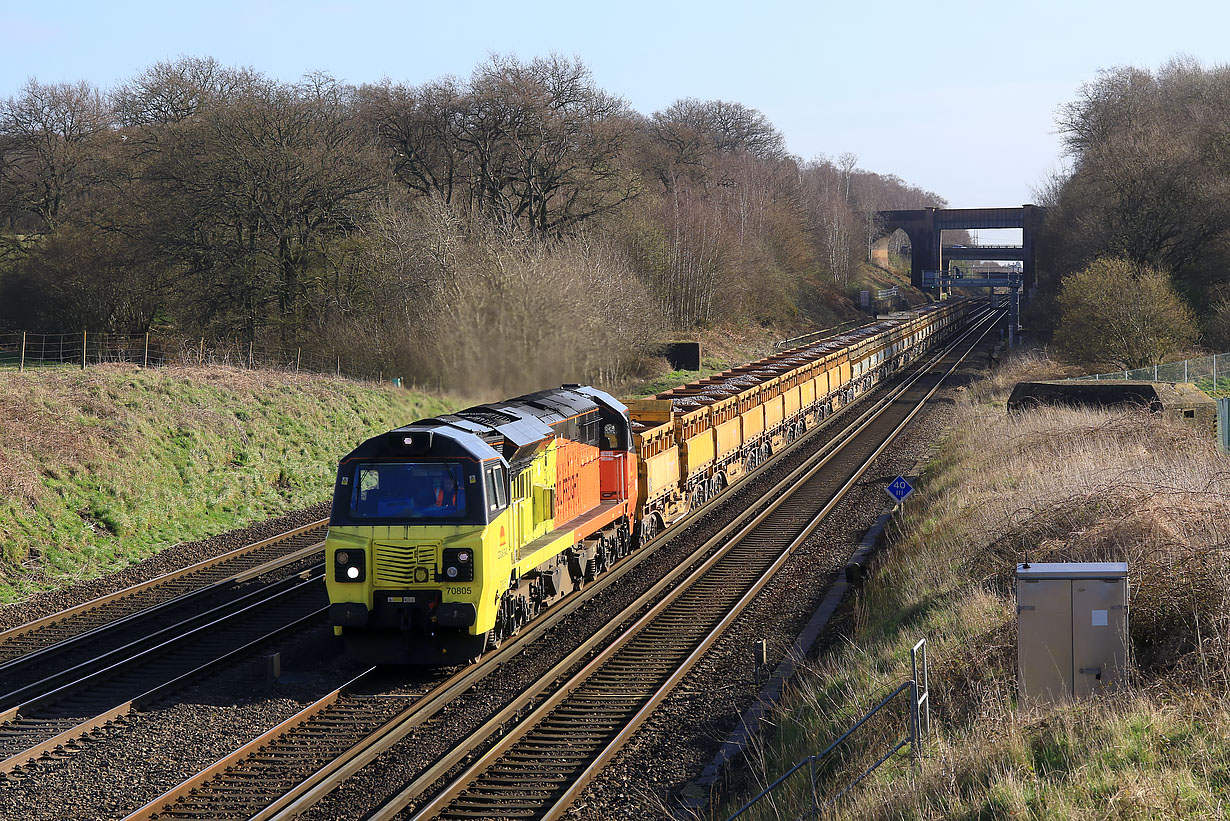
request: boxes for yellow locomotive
[326,386,636,663]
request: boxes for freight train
[325,300,972,663]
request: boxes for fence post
[81,330,87,370]
[296,348,301,372]
[910,678,920,760]
[19,331,25,372]
[198,338,205,365]
[809,756,819,815]
[143,332,150,368]
[248,341,254,369]
[913,638,930,743]
[336,356,341,377]
[1185,360,1189,382]
[1216,354,1219,394]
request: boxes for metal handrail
[726,638,929,820]
[725,682,912,820]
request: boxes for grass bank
[720,352,1230,819]
[0,365,456,604]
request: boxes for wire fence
[1073,351,1230,398]
[0,330,399,384]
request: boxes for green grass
[0,364,457,603]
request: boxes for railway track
[0,521,327,700]
[125,308,998,821]
[386,309,998,820]
[0,570,328,775]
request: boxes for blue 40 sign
[886,475,914,503]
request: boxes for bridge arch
[876,205,1045,289]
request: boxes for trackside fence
[727,639,930,820]
[0,330,392,383]
[1073,351,1230,398]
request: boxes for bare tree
[0,78,111,231]
[138,72,380,342]
[112,56,251,127]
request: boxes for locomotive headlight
[440,547,475,583]
[333,548,365,583]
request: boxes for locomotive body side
[326,386,636,664]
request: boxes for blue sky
[5,0,1229,213]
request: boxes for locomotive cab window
[486,465,509,511]
[348,461,480,523]
[594,405,629,451]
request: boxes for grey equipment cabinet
[1016,562,1128,704]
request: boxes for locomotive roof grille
[456,408,519,428]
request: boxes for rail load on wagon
[324,298,973,665]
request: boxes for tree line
[0,55,945,393]
[1038,56,1230,369]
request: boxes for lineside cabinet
[1016,562,1128,705]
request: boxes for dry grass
[717,347,1230,819]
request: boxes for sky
[5,0,1230,215]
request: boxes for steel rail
[0,572,328,775]
[0,519,328,666]
[0,565,321,712]
[120,666,381,821]
[398,310,999,821]
[122,307,994,821]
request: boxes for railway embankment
[0,365,455,604]
[722,352,1230,818]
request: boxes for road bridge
[877,205,1044,289]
